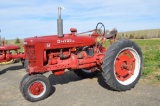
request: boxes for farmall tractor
[20,7,143,102]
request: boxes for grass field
[132,39,160,84]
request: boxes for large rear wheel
[102,39,143,91]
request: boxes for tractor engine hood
[24,34,96,49]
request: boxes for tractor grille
[25,46,36,66]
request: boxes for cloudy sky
[0,0,160,39]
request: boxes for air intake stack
[57,7,64,38]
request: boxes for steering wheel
[95,22,105,36]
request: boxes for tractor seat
[104,28,118,39]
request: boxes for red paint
[0,45,20,50]
[115,50,135,81]
[0,45,25,62]
[53,69,65,76]
[43,51,47,63]
[29,82,44,95]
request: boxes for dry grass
[118,29,160,39]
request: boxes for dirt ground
[0,62,160,106]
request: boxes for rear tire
[102,39,143,91]
[20,74,51,102]
[74,68,99,78]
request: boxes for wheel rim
[114,47,141,85]
[28,80,46,98]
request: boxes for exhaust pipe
[57,7,64,38]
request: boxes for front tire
[102,39,143,91]
[20,74,51,102]
[19,73,30,93]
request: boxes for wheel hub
[35,87,40,92]
[29,82,44,95]
[115,50,135,81]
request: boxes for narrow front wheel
[20,74,51,102]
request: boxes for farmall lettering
[57,39,75,43]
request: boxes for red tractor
[20,7,143,102]
[0,36,25,65]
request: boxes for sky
[0,0,160,39]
